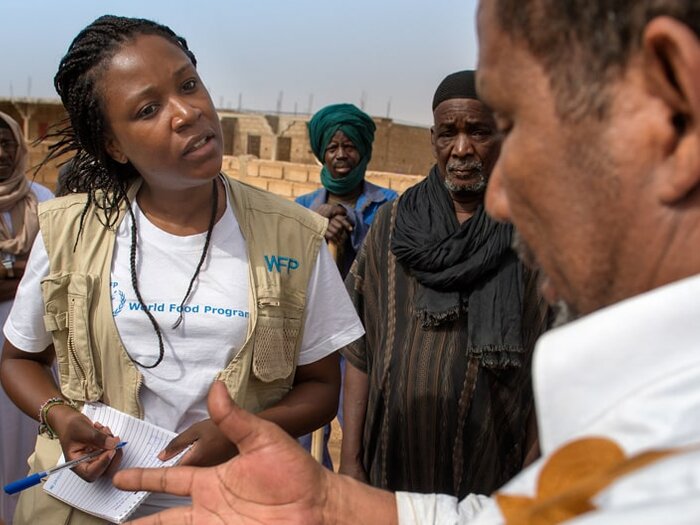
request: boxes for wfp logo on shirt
[264,254,299,274]
[111,281,126,316]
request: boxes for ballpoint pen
[3,441,128,495]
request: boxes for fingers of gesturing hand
[114,464,198,498]
[123,505,194,525]
[207,381,291,457]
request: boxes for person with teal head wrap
[296,104,397,469]
[296,103,397,279]
[308,103,375,196]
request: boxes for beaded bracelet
[38,397,78,439]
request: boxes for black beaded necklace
[125,178,218,369]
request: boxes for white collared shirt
[397,273,700,524]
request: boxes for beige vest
[14,176,326,525]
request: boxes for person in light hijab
[0,111,53,524]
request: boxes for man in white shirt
[112,1,700,523]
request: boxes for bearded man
[114,2,700,523]
[339,70,548,497]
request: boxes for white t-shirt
[4,187,364,433]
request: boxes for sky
[1,0,480,126]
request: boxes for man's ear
[430,125,438,160]
[104,134,128,165]
[643,16,700,204]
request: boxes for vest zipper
[134,371,144,419]
[67,297,88,397]
[257,298,281,308]
[257,297,304,312]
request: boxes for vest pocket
[252,310,301,383]
[41,272,102,402]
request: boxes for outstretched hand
[113,381,333,525]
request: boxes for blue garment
[296,180,396,469]
[295,181,398,278]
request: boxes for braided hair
[42,15,197,229]
[42,16,207,368]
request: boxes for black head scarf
[390,166,524,365]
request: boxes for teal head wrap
[307,103,376,195]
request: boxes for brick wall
[21,153,425,198]
[27,142,67,191]
[18,151,426,200]
[222,155,424,199]
[373,119,434,175]
[217,108,434,176]
[1,99,433,194]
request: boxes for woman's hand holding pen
[159,419,238,467]
[49,406,123,482]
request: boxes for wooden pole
[310,427,325,463]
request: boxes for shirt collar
[308,187,328,209]
[361,180,390,203]
[313,180,388,210]
[534,273,700,453]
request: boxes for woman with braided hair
[0,15,363,524]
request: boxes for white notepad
[43,403,187,524]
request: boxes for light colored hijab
[0,111,39,255]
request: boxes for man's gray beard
[511,230,579,328]
[551,300,578,328]
[443,176,487,195]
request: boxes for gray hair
[493,0,700,121]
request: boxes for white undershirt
[4,188,364,433]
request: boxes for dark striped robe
[342,200,549,498]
